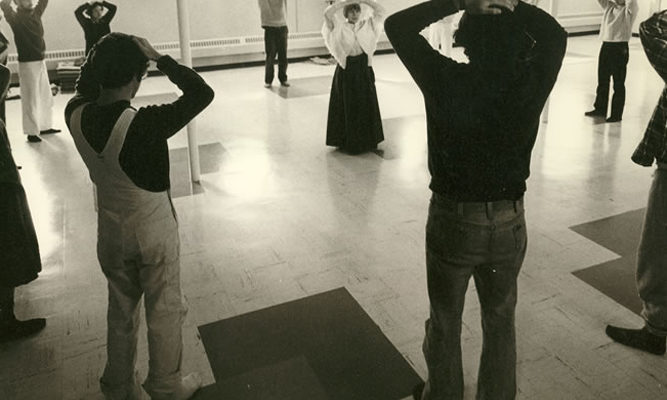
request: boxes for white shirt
[598,0,639,42]
[322,10,384,69]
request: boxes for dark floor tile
[198,287,422,400]
[570,208,645,314]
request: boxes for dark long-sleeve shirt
[632,10,667,166]
[64,56,215,192]
[385,1,567,201]
[75,1,117,55]
[0,0,47,62]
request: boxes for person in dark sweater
[65,33,214,400]
[75,1,117,56]
[385,0,566,399]
[0,0,60,143]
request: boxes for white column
[176,0,201,182]
[541,0,556,123]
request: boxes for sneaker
[280,81,290,87]
[39,128,61,135]
[264,83,272,88]
[584,109,605,117]
[606,325,666,355]
[606,116,622,123]
[0,317,46,343]
[27,135,41,143]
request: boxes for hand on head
[131,36,163,62]
[463,0,517,15]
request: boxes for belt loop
[457,203,463,215]
[486,202,493,219]
[513,201,518,213]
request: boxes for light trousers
[18,60,53,136]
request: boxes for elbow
[384,14,398,42]
[203,85,215,106]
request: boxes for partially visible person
[606,9,667,357]
[258,0,290,87]
[0,63,45,344]
[428,14,457,57]
[75,1,117,56]
[65,33,214,399]
[584,0,639,123]
[0,0,60,143]
[386,0,567,398]
[0,20,9,124]
[322,0,385,154]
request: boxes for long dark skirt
[0,183,41,287]
[326,53,384,153]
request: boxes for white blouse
[322,10,384,69]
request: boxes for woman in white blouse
[322,0,385,154]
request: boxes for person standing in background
[75,1,117,56]
[322,0,385,154]
[0,63,45,344]
[428,14,457,57]
[584,0,639,123]
[0,0,60,143]
[258,0,290,88]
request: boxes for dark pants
[263,26,288,84]
[593,41,629,118]
[421,193,527,400]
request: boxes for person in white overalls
[65,33,214,400]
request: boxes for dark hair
[343,3,361,18]
[454,10,533,71]
[87,1,103,12]
[87,33,148,89]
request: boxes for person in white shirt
[322,0,385,154]
[585,0,639,123]
[428,14,457,57]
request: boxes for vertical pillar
[176,0,201,182]
[541,0,556,123]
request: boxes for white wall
[0,0,625,69]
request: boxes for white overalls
[70,104,186,400]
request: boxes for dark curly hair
[87,33,148,89]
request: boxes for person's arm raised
[324,0,347,31]
[102,1,117,23]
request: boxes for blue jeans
[421,193,527,400]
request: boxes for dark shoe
[280,81,290,87]
[606,325,666,355]
[585,109,606,117]
[27,135,41,143]
[39,128,61,135]
[606,116,622,123]
[412,382,425,400]
[0,317,46,343]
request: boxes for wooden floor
[2,34,666,399]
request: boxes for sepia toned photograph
[0,0,665,399]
